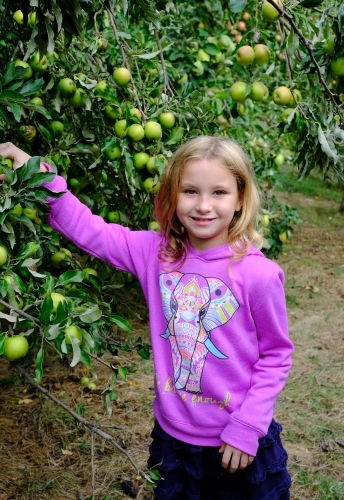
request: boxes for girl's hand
[0,142,47,180]
[0,142,31,171]
[219,442,254,473]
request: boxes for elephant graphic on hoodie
[160,272,239,394]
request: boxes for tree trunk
[340,194,344,213]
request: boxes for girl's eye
[214,190,226,195]
[184,189,196,194]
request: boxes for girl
[0,136,293,500]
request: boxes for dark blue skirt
[147,420,291,500]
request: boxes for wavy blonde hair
[154,135,263,265]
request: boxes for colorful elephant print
[160,272,239,393]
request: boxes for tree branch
[267,0,343,121]
[106,9,145,119]
[15,364,152,483]
[154,30,176,97]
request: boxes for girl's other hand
[219,442,254,473]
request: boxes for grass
[274,163,343,203]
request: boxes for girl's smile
[176,159,242,251]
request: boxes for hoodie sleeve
[220,266,293,456]
[41,165,158,279]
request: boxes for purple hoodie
[43,169,293,456]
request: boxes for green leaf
[149,469,162,481]
[165,127,185,145]
[137,50,160,60]
[287,30,299,56]
[17,156,41,183]
[70,335,82,367]
[229,0,247,13]
[203,43,221,56]
[3,62,15,86]
[118,366,128,381]
[35,346,44,383]
[56,270,84,287]
[108,315,133,332]
[39,295,53,324]
[15,242,40,260]
[27,172,55,188]
[19,78,44,96]
[8,102,22,121]
[79,305,102,324]
[0,89,27,102]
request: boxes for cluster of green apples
[57,77,86,108]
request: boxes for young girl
[0,136,293,500]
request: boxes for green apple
[127,124,145,141]
[279,231,289,243]
[107,210,120,223]
[262,0,283,21]
[114,120,127,138]
[23,207,38,220]
[105,104,120,120]
[274,154,284,166]
[143,177,161,194]
[229,82,247,102]
[324,35,335,57]
[87,382,97,390]
[51,251,69,268]
[97,38,109,52]
[146,156,159,174]
[57,78,77,97]
[253,44,270,64]
[3,336,29,361]
[218,35,234,52]
[105,146,121,160]
[0,157,13,174]
[281,108,295,124]
[159,112,175,129]
[8,203,23,222]
[197,49,210,62]
[130,108,142,119]
[29,51,48,72]
[133,152,149,170]
[95,80,108,93]
[13,10,24,24]
[288,89,302,107]
[330,57,344,76]
[272,86,292,106]
[83,268,98,279]
[51,292,66,313]
[14,60,33,80]
[236,46,255,66]
[148,221,160,232]
[60,247,72,258]
[28,11,37,28]
[30,97,44,106]
[191,60,204,76]
[18,125,37,143]
[113,67,131,86]
[68,178,80,190]
[51,121,64,136]
[237,103,247,116]
[144,121,162,140]
[81,376,90,385]
[64,324,83,344]
[177,74,188,85]
[262,215,270,227]
[250,82,269,102]
[0,246,8,267]
[68,88,86,108]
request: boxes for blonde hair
[154,135,263,265]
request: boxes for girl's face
[176,159,242,251]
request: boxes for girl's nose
[196,196,212,213]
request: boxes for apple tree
[0,0,343,415]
